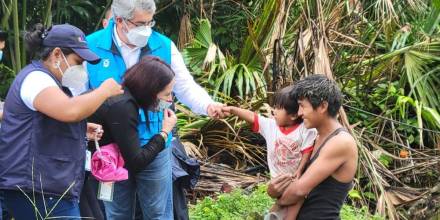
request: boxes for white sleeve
[20,71,58,111]
[170,42,215,115]
[252,114,277,140]
[300,124,317,153]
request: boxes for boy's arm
[294,152,312,179]
[223,106,255,124]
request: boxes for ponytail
[24,23,73,60]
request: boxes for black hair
[123,56,175,109]
[292,74,342,117]
[272,85,302,122]
[24,23,74,60]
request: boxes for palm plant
[256,0,440,218]
[52,0,95,24]
[184,0,291,99]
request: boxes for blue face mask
[156,99,172,112]
[0,50,3,61]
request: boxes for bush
[0,64,14,99]
[189,185,274,220]
[189,185,384,220]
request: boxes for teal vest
[86,18,171,87]
[86,19,172,146]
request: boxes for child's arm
[294,152,312,179]
[222,106,255,124]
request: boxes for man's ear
[114,16,125,26]
[318,101,329,115]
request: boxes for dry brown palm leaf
[392,160,440,175]
[385,187,424,206]
[405,183,440,219]
[177,13,194,50]
[195,162,268,193]
[325,1,344,32]
[182,141,205,159]
[314,38,333,76]
[377,191,399,220]
[263,0,296,77]
[374,0,398,22]
[348,0,363,14]
[298,27,313,61]
[329,30,369,48]
[186,118,266,167]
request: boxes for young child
[223,86,317,220]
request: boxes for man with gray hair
[85,0,225,219]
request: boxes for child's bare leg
[270,203,282,212]
[284,199,304,220]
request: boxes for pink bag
[91,142,128,182]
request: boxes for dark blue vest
[0,61,86,200]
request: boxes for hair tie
[41,26,52,39]
[41,29,48,39]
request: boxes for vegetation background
[1,0,440,219]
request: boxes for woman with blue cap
[0,23,123,219]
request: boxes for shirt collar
[113,26,141,52]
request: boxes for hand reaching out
[207,103,226,119]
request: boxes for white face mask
[56,52,89,96]
[123,20,152,48]
[156,99,172,112]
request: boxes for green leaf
[348,189,362,200]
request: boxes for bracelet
[159,131,168,140]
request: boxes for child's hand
[293,170,302,180]
[221,106,233,116]
[267,174,294,198]
[86,123,103,141]
[207,103,226,119]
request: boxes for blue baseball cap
[42,24,100,64]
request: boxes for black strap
[309,127,347,163]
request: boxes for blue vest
[86,19,172,146]
[0,61,87,200]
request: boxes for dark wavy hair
[122,56,175,109]
[291,74,342,117]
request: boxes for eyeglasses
[125,19,156,28]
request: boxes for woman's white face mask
[155,99,173,112]
[55,52,89,96]
[123,20,152,48]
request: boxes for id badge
[98,182,114,202]
[85,150,91,171]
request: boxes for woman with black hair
[0,23,123,219]
[87,56,177,219]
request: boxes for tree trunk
[12,0,21,72]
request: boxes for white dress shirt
[113,28,215,115]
